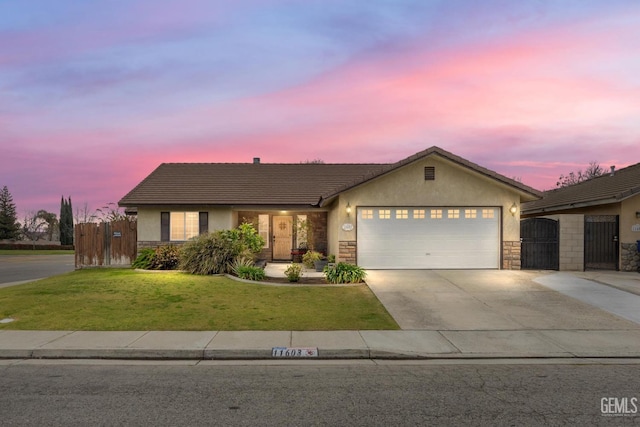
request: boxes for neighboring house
[119,146,541,270]
[522,163,640,272]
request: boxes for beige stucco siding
[137,206,233,241]
[330,156,523,245]
[621,195,640,243]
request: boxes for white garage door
[357,207,500,269]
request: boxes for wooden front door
[273,216,293,260]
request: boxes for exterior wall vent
[424,166,435,181]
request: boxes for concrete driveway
[0,254,75,288]
[365,270,640,331]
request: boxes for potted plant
[302,250,323,269]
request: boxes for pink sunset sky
[1,0,639,216]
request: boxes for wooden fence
[75,219,137,268]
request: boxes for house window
[465,209,477,219]
[424,167,435,180]
[482,209,495,219]
[361,209,373,219]
[396,209,408,219]
[413,209,425,219]
[259,214,269,248]
[448,209,460,219]
[296,215,307,248]
[170,212,199,241]
[379,209,391,219]
[430,209,443,219]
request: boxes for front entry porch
[237,211,328,262]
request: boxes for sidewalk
[2,328,640,360]
[1,268,639,361]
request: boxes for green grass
[0,250,74,255]
[0,269,399,331]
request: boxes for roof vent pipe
[253,157,260,164]
[610,165,615,176]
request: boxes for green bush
[231,257,266,281]
[285,263,303,282]
[235,266,266,281]
[132,248,155,269]
[180,232,237,275]
[179,223,265,275]
[302,250,323,269]
[323,262,366,284]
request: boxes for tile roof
[118,163,386,207]
[119,146,542,208]
[522,162,640,214]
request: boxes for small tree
[0,186,20,240]
[20,211,48,246]
[59,196,74,245]
[556,161,604,187]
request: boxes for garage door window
[430,209,443,219]
[413,209,425,219]
[482,209,495,219]
[396,209,408,219]
[379,209,391,219]
[448,209,460,219]
[465,209,477,219]
[361,209,373,219]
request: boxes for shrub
[285,263,303,282]
[302,250,323,269]
[179,223,265,275]
[231,257,266,281]
[132,246,180,270]
[235,265,266,281]
[152,245,180,270]
[324,262,366,284]
[132,248,155,269]
[180,231,237,275]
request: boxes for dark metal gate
[520,218,559,270]
[584,215,619,270]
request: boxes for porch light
[346,202,352,216]
[509,203,518,216]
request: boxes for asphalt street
[0,254,75,287]
[1,361,639,426]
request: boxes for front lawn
[0,269,398,331]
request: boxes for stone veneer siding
[621,242,640,272]
[502,241,521,270]
[339,241,357,264]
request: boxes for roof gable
[318,146,541,205]
[523,162,640,214]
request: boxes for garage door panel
[357,207,499,269]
